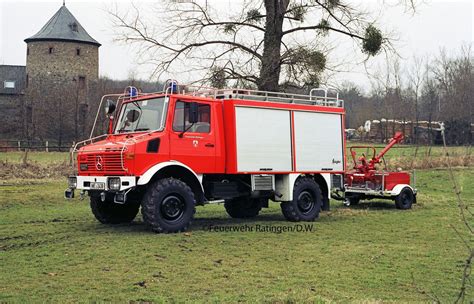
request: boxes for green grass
[0,152,70,164]
[347,141,471,158]
[1,169,472,302]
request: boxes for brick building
[0,3,100,142]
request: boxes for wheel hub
[161,195,185,221]
[297,191,315,214]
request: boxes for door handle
[205,143,214,148]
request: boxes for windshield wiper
[134,128,150,132]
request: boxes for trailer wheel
[90,196,140,224]
[395,187,415,210]
[141,178,196,233]
[224,198,263,218]
[280,177,322,222]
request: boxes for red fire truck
[65,81,415,233]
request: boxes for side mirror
[105,99,116,116]
[189,102,199,124]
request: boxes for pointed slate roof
[24,4,101,47]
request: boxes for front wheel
[90,196,140,224]
[395,187,415,210]
[141,178,196,233]
[280,177,322,222]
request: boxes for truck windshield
[115,97,167,133]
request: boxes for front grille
[79,152,127,175]
[251,175,274,191]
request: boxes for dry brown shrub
[0,160,73,180]
[386,154,472,170]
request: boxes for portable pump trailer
[333,132,417,209]
[65,81,415,233]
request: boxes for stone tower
[24,3,100,142]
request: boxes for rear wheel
[90,196,140,224]
[281,177,322,222]
[141,178,196,233]
[224,198,263,218]
[395,187,415,210]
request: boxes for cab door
[169,99,216,173]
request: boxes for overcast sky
[0,0,472,90]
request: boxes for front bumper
[69,175,137,192]
[65,175,138,203]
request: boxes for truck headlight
[108,177,121,191]
[68,177,77,189]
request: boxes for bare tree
[407,56,425,143]
[109,0,409,91]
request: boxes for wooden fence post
[46,141,49,152]
[18,141,21,152]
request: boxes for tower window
[76,48,81,56]
[49,47,53,54]
[70,22,78,32]
[27,48,30,56]
[26,105,33,123]
[78,76,86,89]
[26,74,29,88]
[3,81,15,89]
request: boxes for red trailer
[338,132,417,209]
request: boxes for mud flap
[321,197,330,211]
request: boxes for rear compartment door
[293,111,344,172]
[234,106,292,172]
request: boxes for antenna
[63,0,65,6]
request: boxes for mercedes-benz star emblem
[95,156,103,170]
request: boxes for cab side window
[173,101,211,133]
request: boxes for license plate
[90,182,105,190]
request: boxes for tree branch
[282,25,364,40]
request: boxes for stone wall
[0,94,25,139]
[24,40,99,141]
[26,41,98,81]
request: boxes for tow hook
[114,188,132,204]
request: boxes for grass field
[0,151,70,164]
[347,142,471,158]
[1,166,472,302]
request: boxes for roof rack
[174,84,344,108]
[208,88,343,107]
[103,81,344,109]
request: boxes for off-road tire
[90,196,140,224]
[280,177,322,222]
[395,187,415,210]
[141,178,196,233]
[224,198,264,218]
